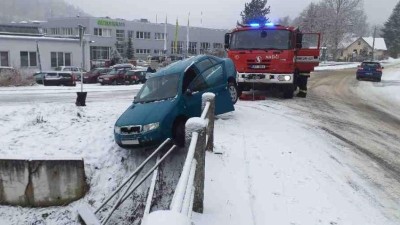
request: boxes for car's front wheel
[228,81,239,104]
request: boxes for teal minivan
[114,55,238,148]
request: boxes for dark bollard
[76,92,87,106]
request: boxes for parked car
[42,71,76,86]
[356,61,383,82]
[98,64,134,85]
[55,66,86,81]
[33,71,45,84]
[83,68,112,83]
[114,55,238,148]
[124,69,147,84]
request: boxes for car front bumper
[114,129,165,148]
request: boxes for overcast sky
[68,0,398,29]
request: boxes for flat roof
[0,34,79,42]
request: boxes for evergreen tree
[382,1,400,58]
[240,0,270,24]
[126,37,134,60]
[110,47,122,66]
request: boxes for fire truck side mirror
[224,33,231,49]
[296,32,303,49]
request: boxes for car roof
[362,61,381,64]
[150,55,219,79]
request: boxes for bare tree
[293,0,368,60]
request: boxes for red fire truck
[224,22,321,98]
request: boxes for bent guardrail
[143,93,215,225]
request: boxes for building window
[20,51,37,67]
[136,31,151,39]
[170,41,184,54]
[188,42,197,55]
[135,49,151,54]
[90,46,111,60]
[51,52,72,67]
[358,41,361,45]
[155,33,166,40]
[116,29,125,42]
[94,28,112,37]
[200,42,210,54]
[0,51,9,66]
[213,43,223,49]
[154,49,167,55]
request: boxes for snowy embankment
[315,61,360,71]
[0,97,145,224]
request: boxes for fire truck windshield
[230,29,291,50]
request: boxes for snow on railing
[142,93,215,225]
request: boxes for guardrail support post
[185,119,206,213]
[202,93,215,152]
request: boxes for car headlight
[142,122,159,132]
[114,126,121,134]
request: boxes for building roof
[361,37,387,51]
[342,37,387,51]
[0,34,79,42]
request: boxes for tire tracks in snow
[241,132,257,225]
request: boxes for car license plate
[98,79,103,81]
[121,139,139,145]
[251,65,266,69]
[366,73,372,75]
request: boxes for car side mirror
[296,32,303,49]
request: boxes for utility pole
[76,25,87,107]
[372,26,376,61]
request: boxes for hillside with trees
[0,0,88,23]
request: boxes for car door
[200,62,234,115]
[183,65,204,118]
[296,33,321,72]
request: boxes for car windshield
[135,73,180,103]
[230,29,291,50]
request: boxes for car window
[59,73,71,77]
[195,59,213,73]
[202,64,224,87]
[361,62,380,68]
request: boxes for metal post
[372,26,376,61]
[81,40,85,92]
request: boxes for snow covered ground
[192,61,400,225]
[1,61,400,224]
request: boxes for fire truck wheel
[228,82,239,104]
[283,85,295,99]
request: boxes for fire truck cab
[224,22,320,98]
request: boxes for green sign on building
[97,19,125,27]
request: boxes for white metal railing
[143,93,215,225]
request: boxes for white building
[0,34,90,72]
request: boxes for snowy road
[195,64,400,225]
